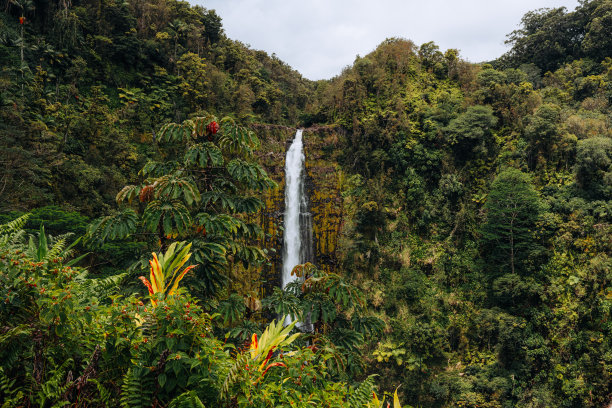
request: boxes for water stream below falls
[281,129,313,326]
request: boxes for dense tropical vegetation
[1,0,611,406]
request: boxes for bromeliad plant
[139,241,196,305]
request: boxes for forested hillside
[306,1,611,404]
[0,0,314,214]
[0,0,610,407]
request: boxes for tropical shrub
[0,216,395,407]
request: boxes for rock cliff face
[250,125,344,297]
[303,128,344,274]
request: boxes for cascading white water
[281,130,313,326]
[282,129,307,288]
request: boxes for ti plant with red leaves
[139,241,196,305]
[248,318,299,374]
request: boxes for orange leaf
[139,276,154,295]
[175,264,196,284]
[149,253,162,293]
[167,264,196,297]
[139,276,157,306]
[261,362,286,377]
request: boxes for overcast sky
[195,0,580,80]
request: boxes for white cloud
[195,0,581,80]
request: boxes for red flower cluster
[206,121,219,135]
[19,16,25,24]
[139,184,155,202]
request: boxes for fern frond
[35,358,74,407]
[0,213,30,235]
[45,233,74,261]
[0,324,33,345]
[120,367,154,408]
[347,375,378,407]
[220,352,248,400]
[0,366,22,405]
[0,213,30,248]
[76,273,127,300]
[87,378,113,408]
[167,391,205,408]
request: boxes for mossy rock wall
[303,128,344,274]
[251,125,292,296]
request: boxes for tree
[199,8,223,44]
[501,7,577,72]
[88,115,276,297]
[524,103,562,170]
[581,0,612,62]
[480,168,542,276]
[444,105,498,162]
[176,52,208,110]
[498,0,611,72]
[574,136,612,198]
[418,41,446,78]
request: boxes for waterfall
[281,129,313,325]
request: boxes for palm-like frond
[154,174,201,206]
[184,143,224,168]
[87,209,139,242]
[143,200,191,236]
[116,185,142,205]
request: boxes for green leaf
[37,224,47,261]
[87,209,139,243]
[154,174,201,206]
[116,185,141,205]
[184,143,224,168]
[143,200,192,235]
